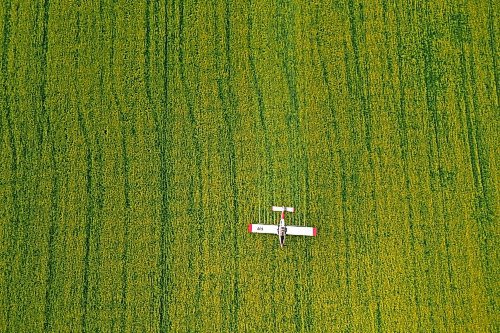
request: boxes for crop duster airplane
[248,206,317,248]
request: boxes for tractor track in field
[339,153,353,332]
[313,5,339,165]
[158,1,174,331]
[32,1,60,332]
[43,134,60,333]
[346,2,384,329]
[418,5,441,328]
[178,1,207,328]
[76,80,105,332]
[232,17,240,333]
[312,8,348,326]
[454,7,496,323]
[390,1,422,327]
[90,1,107,323]
[421,3,470,327]
[117,53,131,333]
[487,0,498,106]
[73,4,94,331]
[212,1,240,330]
[77,95,93,333]
[108,3,132,330]
[350,3,384,330]
[144,0,153,106]
[3,80,19,333]
[340,37,357,333]
[343,4,380,325]
[246,0,274,196]
[1,1,17,331]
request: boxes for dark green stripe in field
[0,1,498,332]
[1,1,14,331]
[387,1,423,330]
[158,1,172,332]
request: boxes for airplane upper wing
[286,226,317,236]
[248,224,278,235]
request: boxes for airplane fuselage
[278,210,286,247]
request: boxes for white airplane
[248,206,317,248]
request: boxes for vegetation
[0,0,497,332]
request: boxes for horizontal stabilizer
[271,206,295,213]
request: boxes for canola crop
[0,1,497,332]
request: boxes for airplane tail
[272,206,295,213]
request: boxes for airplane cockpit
[279,226,286,246]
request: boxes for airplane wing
[286,226,317,236]
[248,224,278,235]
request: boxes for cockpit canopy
[279,226,286,236]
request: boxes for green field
[0,0,498,332]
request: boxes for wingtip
[313,227,317,236]
[248,224,252,232]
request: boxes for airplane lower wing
[248,224,278,234]
[286,226,317,236]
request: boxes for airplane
[248,206,317,248]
